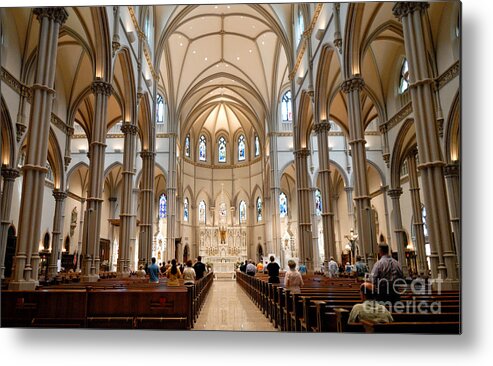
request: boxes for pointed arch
[1,96,16,168]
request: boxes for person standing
[328,257,339,278]
[193,256,207,279]
[355,256,369,278]
[165,259,182,286]
[370,243,404,301]
[148,257,160,283]
[284,259,304,293]
[246,259,256,276]
[266,256,280,284]
[182,260,196,285]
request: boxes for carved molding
[379,101,413,132]
[392,2,430,20]
[444,162,460,178]
[91,80,113,96]
[340,77,365,94]
[436,60,460,90]
[294,148,310,158]
[52,190,68,201]
[313,122,331,134]
[1,168,20,180]
[33,7,69,25]
[387,187,403,199]
[120,123,139,135]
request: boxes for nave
[194,279,276,332]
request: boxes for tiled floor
[193,279,277,332]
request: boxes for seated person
[348,282,393,324]
[136,264,147,278]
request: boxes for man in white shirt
[348,282,393,324]
[328,257,339,277]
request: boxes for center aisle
[193,278,277,331]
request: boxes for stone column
[444,161,460,266]
[341,76,376,268]
[310,188,320,269]
[294,148,313,269]
[76,198,85,272]
[0,168,20,279]
[107,196,117,270]
[344,187,354,228]
[387,188,409,277]
[81,79,113,282]
[117,123,138,277]
[380,185,392,248]
[269,134,281,257]
[9,8,68,290]
[138,151,155,267]
[407,151,429,276]
[167,134,178,260]
[394,2,458,285]
[47,190,67,279]
[314,121,337,260]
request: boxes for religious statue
[70,207,78,236]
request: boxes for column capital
[91,80,113,96]
[392,2,429,20]
[52,189,67,201]
[121,123,139,135]
[140,151,156,159]
[108,196,118,202]
[294,148,310,158]
[344,186,353,193]
[387,187,403,199]
[1,167,20,181]
[33,7,69,25]
[444,161,460,178]
[407,147,419,160]
[340,76,365,94]
[313,121,331,134]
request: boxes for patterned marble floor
[193,279,277,332]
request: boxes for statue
[70,207,78,236]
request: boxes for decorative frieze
[436,61,460,90]
[379,101,412,132]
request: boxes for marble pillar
[341,76,376,269]
[388,187,409,277]
[0,168,20,279]
[81,79,113,282]
[407,151,429,276]
[138,151,155,266]
[394,2,458,286]
[269,135,281,257]
[314,121,337,259]
[48,190,67,279]
[118,123,138,277]
[167,134,177,260]
[9,8,68,290]
[444,161,460,267]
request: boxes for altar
[198,227,247,272]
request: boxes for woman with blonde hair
[284,259,304,293]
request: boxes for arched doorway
[4,225,17,278]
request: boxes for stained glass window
[422,206,428,239]
[199,135,206,161]
[399,58,410,94]
[315,189,322,216]
[159,193,167,219]
[281,91,292,122]
[157,94,165,124]
[254,134,260,157]
[184,197,189,222]
[185,134,190,157]
[239,200,247,223]
[238,135,246,161]
[256,197,262,222]
[199,200,206,224]
[218,136,227,163]
[297,7,305,45]
[279,191,288,218]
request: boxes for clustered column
[444,161,460,267]
[269,134,281,257]
[138,151,155,266]
[341,76,376,268]
[82,79,113,282]
[394,2,458,285]
[117,123,138,276]
[9,8,68,290]
[313,120,337,260]
[166,134,178,260]
[407,150,429,276]
[387,187,409,277]
[0,168,20,279]
[47,190,67,279]
[294,148,313,269]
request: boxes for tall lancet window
[279,192,288,218]
[156,94,165,124]
[183,197,189,222]
[199,200,206,224]
[296,7,305,45]
[199,135,207,161]
[238,134,246,161]
[218,136,227,163]
[254,134,260,157]
[256,197,263,222]
[159,193,167,219]
[281,91,292,122]
[185,134,190,157]
[399,58,410,94]
[239,200,247,224]
[315,189,322,216]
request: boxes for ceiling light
[261,41,265,45]
[227,6,231,9]
[205,57,208,61]
[236,57,240,60]
[214,6,218,9]
[180,43,183,46]
[249,49,252,53]
[192,50,196,54]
